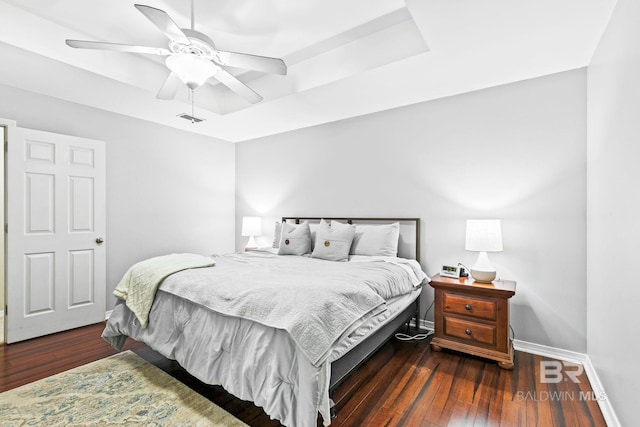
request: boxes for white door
[6,126,106,343]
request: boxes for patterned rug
[0,350,248,426]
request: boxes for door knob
[96,237,104,244]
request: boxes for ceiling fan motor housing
[171,29,215,57]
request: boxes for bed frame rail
[328,297,420,393]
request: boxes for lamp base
[245,235,258,249]
[470,269,497,283]
[470,251,497,283]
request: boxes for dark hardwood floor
[0,323,606,426]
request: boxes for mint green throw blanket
[113,253,215,328]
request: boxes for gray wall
[236,69,587,352]
[587,0,640,424]
[0,84,236,311]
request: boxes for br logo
[540,361,583,383]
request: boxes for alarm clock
[440,264,466,278]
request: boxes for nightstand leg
[430,343,442,352]
[498,341,515,369]
[498,360,514,370]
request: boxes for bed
[102,217,427,427]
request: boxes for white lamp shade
[241,216,262,237]
[465,219,503,252]
[165,54,218,89]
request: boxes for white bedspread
[103,252,427,427]
[159,252,424,366]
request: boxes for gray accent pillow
[274,221,320,250]
[278,221,311,255]
[311,219,356,262]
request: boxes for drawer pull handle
[465,328,472,335]
[465,304,472,311]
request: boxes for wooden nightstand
[429,274,516,369]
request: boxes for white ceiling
[0,0,617,142]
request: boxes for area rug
[0,350,248,426]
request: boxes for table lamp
[465,219,503,283]
[242,216,262,249]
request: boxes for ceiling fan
[65,2,287,104]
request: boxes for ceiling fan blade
[214,50,287,75]
[66,40,171,56]
[215,68,263,104]
[134,4,191,45]
[156,72,182,100]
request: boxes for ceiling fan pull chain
[191,89,195,124]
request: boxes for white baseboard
[512,340,619,427]
[413,319,618,426]
[582,354,621,427]
[413,319,434,331]
[513,339,587,364]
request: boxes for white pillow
[311,219,356,262]
[278,221,311,255]
[310,223,320,250]
[272,221,282,248]
[350,222,400,257]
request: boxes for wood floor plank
[332,339,429,427]
[394,353,459,426]
[447,401,474,425]
[500,398,526,427]
[455,356,487,405]
[424,356,473,425]
[486,364,508,426]
[419,354,463,425]
[0,323,607,427]
[384,348,440,415]
[367,407,403,426]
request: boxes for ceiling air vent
[177,113,205,123]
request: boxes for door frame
[0,119,13,343]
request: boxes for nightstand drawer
[443,292,496,320]
[444,317,496,346]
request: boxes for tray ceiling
[0,0,617,142]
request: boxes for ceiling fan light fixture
[165,53,218,89]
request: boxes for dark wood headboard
[281,217,420,261]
